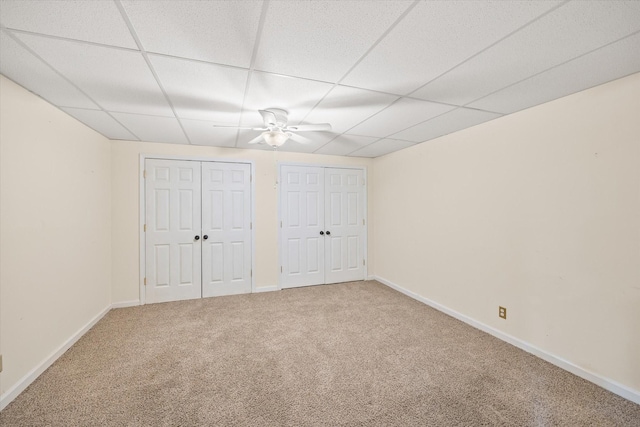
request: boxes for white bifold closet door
[280,165,365,289]
[145,159,251,304]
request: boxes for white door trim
[139,154,256,305]
[277,162,368,290]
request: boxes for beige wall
[111,141,373,303]
[372,73,640,392]
[0,76,112,396]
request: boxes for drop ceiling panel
[303,85,398,134]
[181,119,238,147]
[468,33,640,114]
[413,1,640,105]
[240,71,334,126]
[110,113,188,144]
[392,108,502,143]
[276,131,336,154]
[254,0,411,82]
[0,0,136,48]
[150,54,248,123]
[315,134,378,156]
[15,33,173,116]
[121,0,263,67]
[348,98,455,138]
[348,138,415,158]
[0,31,97,109]
[61,107,138,140]
[341,1,561,95]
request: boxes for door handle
[203,235,209,240]
[194,235,200,241]
[319,231,324,235]
[326,231,331,235]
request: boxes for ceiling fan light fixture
[261,130,291,147]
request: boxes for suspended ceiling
[1,0,639,158]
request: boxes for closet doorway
[143,158,253,304]
[280,165,367,289]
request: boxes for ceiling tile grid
[391,108,503,143]
[411,1,640,106]
[1,0,639,157]
[0,31,98,109]
[13,32,174,117]
[340,0,563,95]
[348,138,416,158]
[62,107,138,141]
[0,0,137,48]
[119,0,264,68]
[254,0,413,82]
[467,31,640,114]
[110,112,188,145]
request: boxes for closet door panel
[280,165,325,288]
[202,162,252,297]
[145,159,202,303]
[324,168,365,284]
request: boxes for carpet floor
[1,280,638,426]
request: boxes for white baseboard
[373,275,640,405]
[253,285,279,293]
[0,304,112,411]
[111,300,141,308]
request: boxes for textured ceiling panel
[392,108,503,143]
[110,112,188,144]
[468,32,640,114]
[348,98,455,138]
[303,85,398,134]
[181,119,238,147]
[150,54,248,123]
[314,134,379,156]
[412,1,640,105]
[1,1,639,158]
[0,0,137,48]
[61,107,138,140]
[276,131,336,154]
[341,0,561,95]
[15,33,173,116]
[349,138,415,158]
[240,71,334,126]
[0,31,98,109]
[254,0,411,82]
[121,0,263,67]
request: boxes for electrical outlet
[499,306,507,319]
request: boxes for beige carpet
[1,281,638,426]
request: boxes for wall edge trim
[372,275,640,405]
[0,304,111,411]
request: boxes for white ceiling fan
[215,108,332,148]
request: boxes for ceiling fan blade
[246,134,265,145]
[288,132,312,144]
[258,109,278,127]
[287,123,332,132]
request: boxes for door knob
[326,231,331,235]
[203,235,209,240]
[194,235,200,240]
[319,231,324,235]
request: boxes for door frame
[139,154,256,305]
[277,162,368,290]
